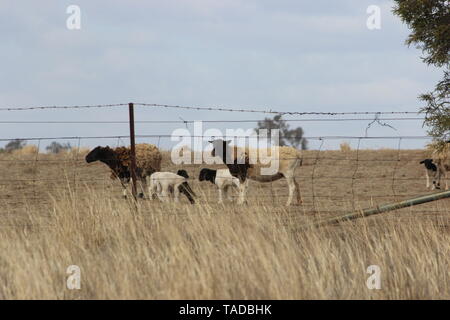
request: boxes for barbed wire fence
[0,102,446,217]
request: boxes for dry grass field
[0,147,449,299]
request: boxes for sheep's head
[198,168,208,181]
[208,139,231,159]
[419,159,433,166]
[420,158,438,172]
[198,169,206,181]
[85,146,112,163]
[198,168,215,183]
[177,169,189,179]
[116,168,131,182]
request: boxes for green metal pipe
[310,190,450,228]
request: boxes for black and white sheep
[208,139,302,206]
[420,158,449,190]
[199,168,240,203]
[85,144,162,198]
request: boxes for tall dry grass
[0,184,448,299]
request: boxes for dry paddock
[0,148,448,299]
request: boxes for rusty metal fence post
[128,102,137,200]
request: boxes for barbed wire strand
[0,134,432,142]
[136,103,420,116]
[0,117,425,124]
[0,103,128,111]
[0,101,420,116]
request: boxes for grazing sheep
[420,158,449,190]
[149,170,196,204]
[208,139,302,206]
[199,168,240,203]
[420,159,439,190]
[85,144,162,198]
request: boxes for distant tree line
[0,140,72,154]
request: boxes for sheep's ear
[208,140,213,144]
[226,140,231,144]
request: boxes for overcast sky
[0,0,443,150]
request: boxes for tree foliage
[393,0,450,67]
[4,139,26,153]
[256,115,308,149]
[419,70,450,140]
[46,142,72,154]
[393,0,449,143]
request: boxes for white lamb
[198,168,240,203]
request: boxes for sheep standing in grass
[199,168,240,203]
[208,139,302,206]
[421,141,450,190]
[420,159,440,190]
[149,170,196,203]
[85,144,162,198]
[420,158,449,190]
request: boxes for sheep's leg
[432,171,441,190]
[445,171,449,190]
[225,185,233,202]
[119,180,128,198]
[129,177,145,198]
[425,171,430,189]
[148,186,155,200]
[232,179,241,201]
[293,177,302,205]
[173,185,181,203]
[148,180,157,200]
[156,183,168,202]
[285,176,296,206]
[437,171,441,189]
[159,187,169,202]
[148,184,153,200]
[218,188,224,204]
[238,179,248,204]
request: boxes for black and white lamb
[199,168,240,203]
[420,158,449,190]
